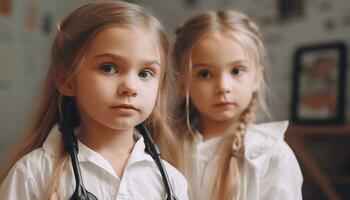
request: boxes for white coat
[0,125,189,200]
[188,121,303,200]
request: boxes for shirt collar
[192,131,224,155]
[244,120,289,163]
[191,121,289,162]
[43,124,154,178]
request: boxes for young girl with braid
[172,10,303,200]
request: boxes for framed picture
[291,42,347,124]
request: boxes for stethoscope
[59,99,177,200]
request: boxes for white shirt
[0,125,188,200]
[189,121,303,200]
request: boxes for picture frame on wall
[291,42,347,124]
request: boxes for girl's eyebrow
[94,53,161,67]
[229,60,249,66]
[192,60,248,68]
[192,63,209,68]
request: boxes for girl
[172,10,303,200]
[0,2,188,199]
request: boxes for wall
[0,0,88,167]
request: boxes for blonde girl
[0,2,187,199]
[172,10,302,200]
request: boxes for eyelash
[197,70,212,79]
[138,69,155,80]
[231,68,241,76]
[231,66,247,76]
[99,63,118,74]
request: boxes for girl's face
[72,26,162,131]
[188,32,259,126]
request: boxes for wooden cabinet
[286,125,350,200]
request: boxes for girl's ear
[55,70,75,97]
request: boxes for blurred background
[0,0,349,199]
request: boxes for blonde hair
[0,2,177,199]
[172,10,269,200]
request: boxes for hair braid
[231,92,258,159]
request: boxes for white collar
[191,121,289,161]
[243,121,289,170]
[42,124,154,178]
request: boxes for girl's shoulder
[162,159,187,183]
[244,121,302,177]
[249,120,289,141]
[245,120,289,151]
[244,121,297,168]
[10,125,62,176]
[0,147,55,199]
[6,146,55,182]
[162,160,189,200]
[1,125,62,193]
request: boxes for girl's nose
[216,74,231,94]
[117,76,138,97]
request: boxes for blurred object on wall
[0,0,11,16]
[184,0,199,8]
[324,17,337,31]
[0,46,11,91]
[42,13,53,35]
[278,0,304,22]
[26,3,38,30]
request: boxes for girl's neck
[78,122,135,156]
[77,121,135,178]
[199,116,237,141]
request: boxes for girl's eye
[231,67,245,76]
[138,70,154,80]
[198,70,212,79]
[100,63,118,74]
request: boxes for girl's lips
[213,102,235,107]
[110,104,139,111]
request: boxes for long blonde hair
[0,2,177,199]
[172,10,269,200]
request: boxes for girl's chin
[203,116,238,124]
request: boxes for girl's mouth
[110,104,139,111]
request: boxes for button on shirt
[0,125,188,200]
[188,121,303,200]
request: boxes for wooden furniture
[286,124,350,200]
